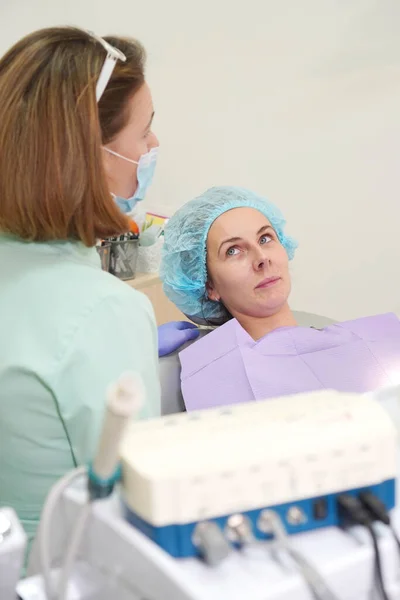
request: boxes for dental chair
[159,311,335,415]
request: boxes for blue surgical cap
[160,186,298,322]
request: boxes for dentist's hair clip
[88,31,126,102]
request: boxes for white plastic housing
[120,390,397,526]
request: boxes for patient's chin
[255,293,289,318]
[229,286,290,320]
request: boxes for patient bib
[179,314,400,411]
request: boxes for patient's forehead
[208,208,272,245]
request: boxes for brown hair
[0,27,146,246]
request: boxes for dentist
[0,26,195,554]
[98,36,198,357]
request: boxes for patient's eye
[226,246,240,257]
[260,234,273,245]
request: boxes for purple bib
[179,314,400,411]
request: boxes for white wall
[1,0,399,320]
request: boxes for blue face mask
[105,147,159,214]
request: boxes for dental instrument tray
[120,390,397,559]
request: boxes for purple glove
[158,321,199,357]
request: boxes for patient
[161,186,400,410]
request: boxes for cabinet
[126,273,188,326]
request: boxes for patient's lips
[255,276,281,289]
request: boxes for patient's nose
[253,247,269,271]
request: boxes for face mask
[105,147,159,214]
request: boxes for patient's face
[206,208,291,319]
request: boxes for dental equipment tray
[120,390,397,558]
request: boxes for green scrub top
[0,234,160,551]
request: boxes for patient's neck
[236,303,297,341]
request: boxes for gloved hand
[158,321,199,357]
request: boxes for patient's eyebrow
[218,225,274,255]
[218,236,242,255]
[257,225,274,235]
